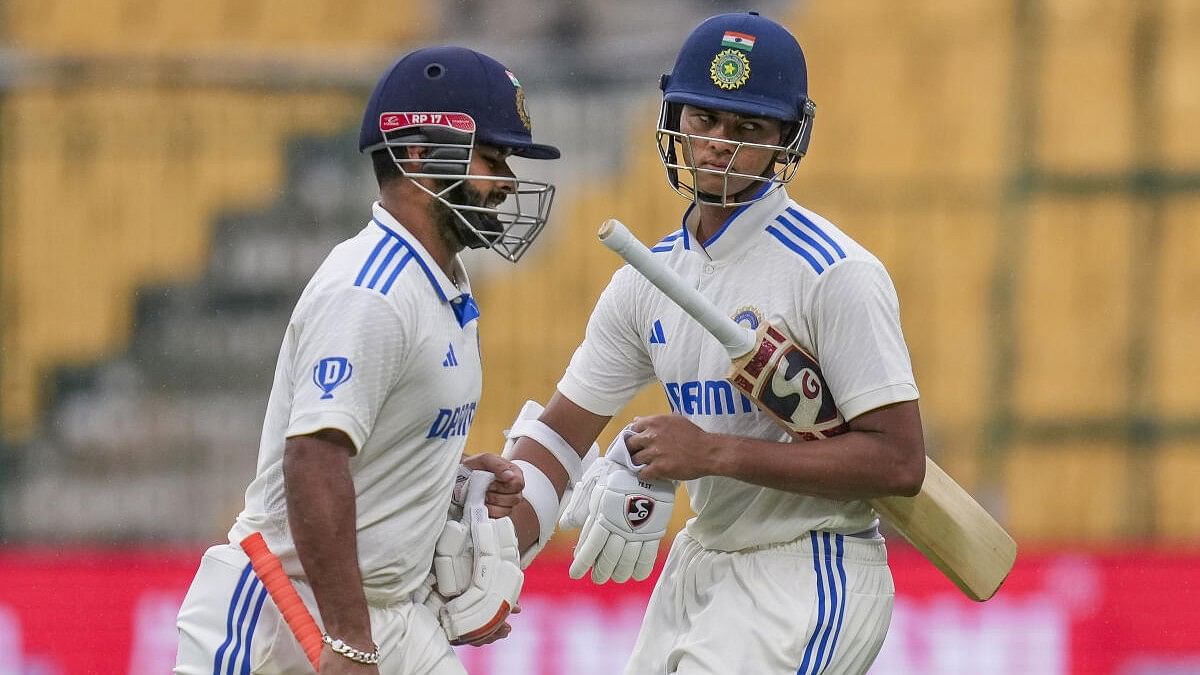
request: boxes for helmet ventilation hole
[425,63,445,79]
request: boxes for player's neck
[691,202,739,244]
[379,188,458,277]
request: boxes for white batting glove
[430,470,524,645]
[559,428,676,584]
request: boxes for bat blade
[873,459,1017,601]
[598,218,1017,602]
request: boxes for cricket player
[174,46,560,674]
[500,12,927,674]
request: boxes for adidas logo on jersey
[442,343,459,367]
[649,319,667,345]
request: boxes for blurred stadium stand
[0,0,1198,553]
[2,2,1200,667]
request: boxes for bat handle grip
[598,219,757,358]
[240,533,324,672]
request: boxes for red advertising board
[1,545,1198,674]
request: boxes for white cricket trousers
[175,544,465,675]
[624,530,894,675]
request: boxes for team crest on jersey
[313,357,353,399]
[625,495,654,529]
[733,306,763,330]
[710,49,751,90]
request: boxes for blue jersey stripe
[652,230,684,252]
[212,564,254,675]
[371,219,448,301]
[787,207,846,259]
[766,225,824,274]
[776,213,835,265]
[797,532,828,674]
[354,232,394,287]
[820,535,849,674]
[378,250,415,295]
[239,585,269,675]
[224,576,261,675]
[364,239,406,290]
[811,533,840,672]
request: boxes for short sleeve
[287,286,408,452]
[557,267,655,416]
[808,259,919,421]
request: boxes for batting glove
[430,469,523,645]
[559,428,676,584]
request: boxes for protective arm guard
[502,400,599,567]
[427,470,524,645]
[559,427,676,584]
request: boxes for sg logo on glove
[560,427,677,584]
[626,495,655,529]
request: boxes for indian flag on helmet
[721,31,756,51]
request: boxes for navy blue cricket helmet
[657,12,817,206]
[359,46,560,159]
[360,46,559,262]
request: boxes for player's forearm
[712,401,926,500]
[713,431,922,500]
[511,499,542,552]
[283,435,373,648]
[507,392,612,556]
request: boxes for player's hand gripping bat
[598,218,1016,601]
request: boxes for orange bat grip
[240,532,323,671]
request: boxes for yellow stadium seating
[5,0,432,53]
[1156,442,1200,539]
[1155,198,1200,417]
[0,88,361,440]
[3,0,1198,545]
[1006,443,1130,542]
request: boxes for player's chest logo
[313,356,353,399]
[733,305,763,330]
[442,342,459,367]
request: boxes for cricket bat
[240,533,323,671]
[598,218,1016,601]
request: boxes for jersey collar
[370,203,479,326]
[684,185,789,261]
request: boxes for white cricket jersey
[558,187,919,551]
[229,202,482,604]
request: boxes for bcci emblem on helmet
[625,494,655,529]
[515,87,531,131]
[709,48,751,90]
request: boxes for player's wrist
[705,433,739,478]
[319,619,373,651]
[322,633,380,665]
